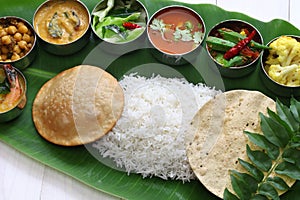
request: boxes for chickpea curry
[0,18,35,62]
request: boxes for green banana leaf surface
[1,0,300,199]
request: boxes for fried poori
[32,65,124,146]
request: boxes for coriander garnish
[149,18,204,44]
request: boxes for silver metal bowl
[206,19,264,78]
[91,0,148,46]
[33,0,91,56]
[260,35,300,97]
[0,65,27,123]
[147,5,206,66]
[0,16,37,70]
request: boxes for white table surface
[1,0,299,200]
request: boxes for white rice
[92,73,221,182]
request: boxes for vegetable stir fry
[206,28,269,68]
[92,0,147,43]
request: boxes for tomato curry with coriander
[148,6,205,55]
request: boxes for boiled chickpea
[1,54,7,61]
[22,33,31,43]
[1,35,12,45]
[13,45,21,54]
[1,46,9,54]
[16,22,25,28]
[11,52,20,61]
[7,25,17,35]
[17,40,28,50]
[13,32,22,41]
[18,25,28,34]
[0,29,7,37]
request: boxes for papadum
[186,90,295,198]
[32,65,124,146]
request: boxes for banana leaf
[1,0,300,199]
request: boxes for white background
[1,0,299,200]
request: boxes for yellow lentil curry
[34,0,89,44]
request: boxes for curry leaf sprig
[224,97,300,200]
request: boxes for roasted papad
[32,65,124,146]
[186,90,295,198]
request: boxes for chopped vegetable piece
[122,22,141,29]
[206,36,235,52]
[223,30,256,60]
[218,28,270,50]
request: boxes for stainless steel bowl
[0,16,37,70]
[91,0,148,46]
[260,35,300,97]
[0,65,27,122]
[33,0,91,56]
[147,5,206,66]
[206,19,264,78]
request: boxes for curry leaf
[290,97,300,122]
[275,99,299,132]
[244,131,279,160]
[266,177,290,191]
[275,161,300,180]
[246,145,272,172]
[230,170,258,199]
[282,148,300,167]
[258,183,280,200]
[238,158,264,182]
[267,108,294,138]
[223,188,239,200]
[260,113,290,147]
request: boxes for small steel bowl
[147,5,206,65]
[0,65,27,123]
[206,19,264,78]
[33,0,91,56]
[0,16,37,70]
[91,0,148,48]
[260,35,300,97]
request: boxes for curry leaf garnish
[266,177,290,191]
[244,131,279,160]
[224,97,300,200]
[246,145,272,172]
[238,159,264,182]
[258,183,279,200]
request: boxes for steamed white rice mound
[93,74,221,181]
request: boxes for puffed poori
[186,90,295,198]
[32,65,124,146]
